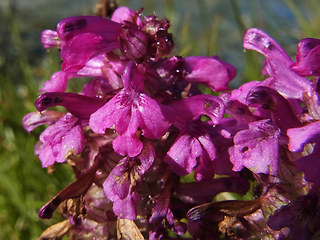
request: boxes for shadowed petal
[246,86,302,131]
[103,144,155,219]
[171,94,225,129]
[291,38,320,76]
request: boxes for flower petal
[61,32,119,72]
[243,28,312,99]
[38,113,85,167]
[112,192,140,220]
[165,134,200,176]
[41,30,60,49]
[296,148,320,184]
[287,121,320,152]
[112,132,143,157]
[246,86,302,131]
[229,119,280,175]
[291,38,320,76]
[36,92,105,119]
[184,56,236,91]
[171,94,225,128]
[22,110,64,132]
[103,144,155,219]
[111,7,142,26]
[57,16,121,41]
[40,71,74,92]
[56,16,121,71]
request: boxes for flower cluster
[23,5,320,240]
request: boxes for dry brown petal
[38,220,72,239]
[187,197,262,221]
[60,196,86,219]
[116,218,144,240]
[39,160,99,219]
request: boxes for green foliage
[1,0,320,239]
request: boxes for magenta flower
[165,95,225,180]
[119,22,150,63]
[220,92,256,124]
[246,86,302,131]
[40,71,75,92]
[165,121,217,180]
[149,183,187,239]
[90,62,174,157]
[287,121,320,184]
[26,5,314,240]
[36,113,85,167]
[143,15,174,59]
[243,28,312,99]
[81,76,122,99]
[287,121,320,153]
[171,94,225,127]
[103,143,155,219]
[145,56,236,94]
[183,56,236,91]
[229,81,262,105]
[229,119,280,175]
[291,38,320,77]
[226,81,272,120]
[35,92,105,120]
[56,16,122,71]
[41,29,60,49]
[40,53,125,93]
[22,110,64,132]
[110,6,143,26]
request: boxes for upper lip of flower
[35,92,106,119]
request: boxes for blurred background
[0,0,319,239]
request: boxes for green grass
[1,0,320,239]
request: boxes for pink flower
[36,113,85,167]
[22,110,64,132]
[56,16,122,71]
[183,56,236,91]
[291,38,320,77]
[164,95,225,180]
[41,30,60,49]
[35,92,105,120]
[246,86,302,131]
[103,143,155,219]
[287,121,320,184]
[90,62,174,157]
[243,28,312,100]
[229,119,280,175]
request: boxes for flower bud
[119,22,149,63]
